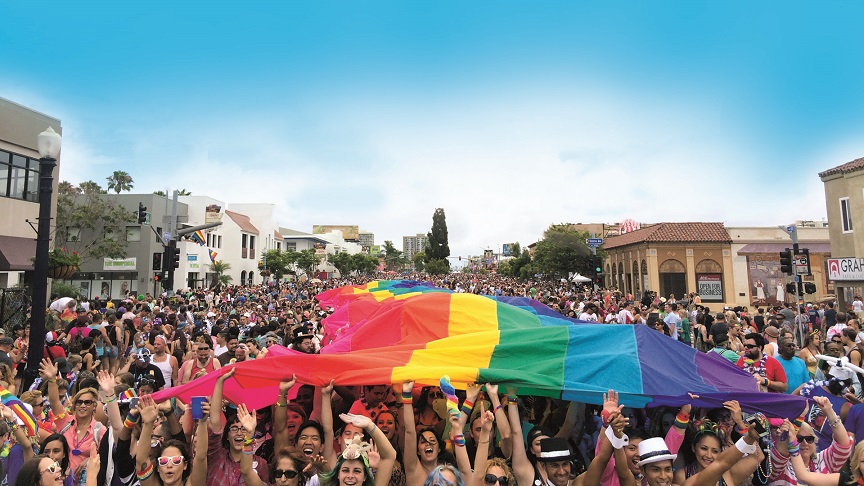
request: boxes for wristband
[787,440,799,449]
[453,434,466,447]
[460,400,474,416]
[674,411,690,429]
[507,395,517,403]
[788,445,800,457]
[242,444,254,455]
[494,404,503,412]
[366,423,377,434]
[136,462,154,480]
[275,401,287,408]
[605,424,629,449]
[243,437,255,445]
[402,391,413,405]
[600,409,612,426]
[734,437,758,455]
[763,378,769,387]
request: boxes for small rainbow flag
[208,249,218,263]
[190,230,206,246]
[119,388,137,403]
[0,385,37,437]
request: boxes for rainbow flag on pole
[0,385,37,437]
[190,230,206,246]
[208,249,218,263]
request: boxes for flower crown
[342,436,371,465]
[693,419,720,437]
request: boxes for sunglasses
[75,399,96,407]
[274,469,299,479]
[430,391,444,398]
[832,340,843,344]
[41,461,61,475]
[796,435,817,444]
[743,344,760,349]
[485,475,509,486]
[157,455,184,466]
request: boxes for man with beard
[736,333,788,392]
[178,341,221,385]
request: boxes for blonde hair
[19,390,43,407]
[848,441,864,483]
[485,458,515,486]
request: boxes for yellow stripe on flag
[391,330,500,389]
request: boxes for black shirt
[131,363,166,390]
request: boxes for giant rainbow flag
[155,281,807,417]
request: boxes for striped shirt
[768,435,853,486]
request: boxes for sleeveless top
[151,355,174,388]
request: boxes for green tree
[426,208,450,274]
[351,253,379,275]
[78,180,106,195]
[412,252,427,273]
[106,170,134,194]
[261,249,297,279]
[425,258,450,275]
[381,240,407,271]
[55,181,136,265]
[295,249,320,276]
[177,188,192,195]
[208,260,232,291]
[328,252,354,277]
[153,190,167,196]
[509,242,522,259]
[532,225,597,279]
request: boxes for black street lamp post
[23,127,61,391]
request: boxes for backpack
[67,328,84,355]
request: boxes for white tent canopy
[570,273,592,283]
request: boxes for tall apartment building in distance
[358,231,374,247]
[403,233,428,261]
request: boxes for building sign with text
[103,258,137,271]
[827,258,864,281]
[696,273,723,301]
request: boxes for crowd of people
[0,273,862,486]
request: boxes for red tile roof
[819,157,864,178]
[603,222,731,249]
[225,210,259,235]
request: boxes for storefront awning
[0,235,35,271]
[737,242,831,254]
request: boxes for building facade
[820,157,864,309]
[403,233,428,261]
[0,98,61,288]
[602,223,734,306]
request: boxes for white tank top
[151,355,174,388]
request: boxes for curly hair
[483,458,515,486]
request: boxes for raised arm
[209,368,234,432]
[321,380,338,468]
[506,386,536,486]
[272,375,298,453]
[339,413,397,486]
[135,395,161,486]
[0,403,34,461]
[236,403,266,486]
[401,381,423,485]
[97,371,123,439]
[485,384,512,458]
[579,409,628,486]
[469,404,496,486]
[188,399,214,486]
[39,358,65,416]
[813,395,850,448]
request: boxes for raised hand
[39,358,57,381]
[217,368,236,382]
[403,381,415,394]
[138,395,159,425]
[303,454,328,475]
[602,390,619,416]
[0,403,14,422]
[466,383,482,402]
[479,402,495,433]
[368,441,381,469]
[97,371,115,396]
[485,383,499,396]
[237,403,257,435]
[322,379,335,396]
[279,375,298,395]
[609,411,629,438]
[339,413,372,432]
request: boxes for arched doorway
[659,259,686,300]
[641,260,648,295]
[606,263,612,288]
[617,262,624,291]
[248,271,255,285]
[695,259,723,302]
[240,270,247,286]
[632,261,640,295]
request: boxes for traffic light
[804,282,817,294]
[137,203,147,224]
[154,273,163,282]
[171,242,180,269]
[152,252,162,271]
[779,249,793,275]
[786,282,797,295]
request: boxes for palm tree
[208,261,232,291]
[153,190,167,196]
[177,189,192,195]
[106,171,134,194]
[58,181,80,196]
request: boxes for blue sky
[3,1,864,259]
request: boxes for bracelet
[136,462,154,480]
[763,378,769,387]
[477,440,490,444]
[788,444,800,457]
[674,411,690,429]
[507,395,517,403]
[460,400,474,416]
[366,423,377,434]
[242,444,254,455]
[605,424,629,449]
[453,434,466,447]
[106,397,117,404]
[275,401,287,408]
[787,440,800,449]
[402,391,413,405]
[828,417,842,428]
[494,404,503,412]
[600,409,612,426]
[735,436,758,455]
[243,437,255,445]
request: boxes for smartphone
[129,397,139,409]
[191,396,206,421]
[747,415,769,437]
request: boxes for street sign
[587,238,603,246]
[794,254,810,276]
[794,275,800,283]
